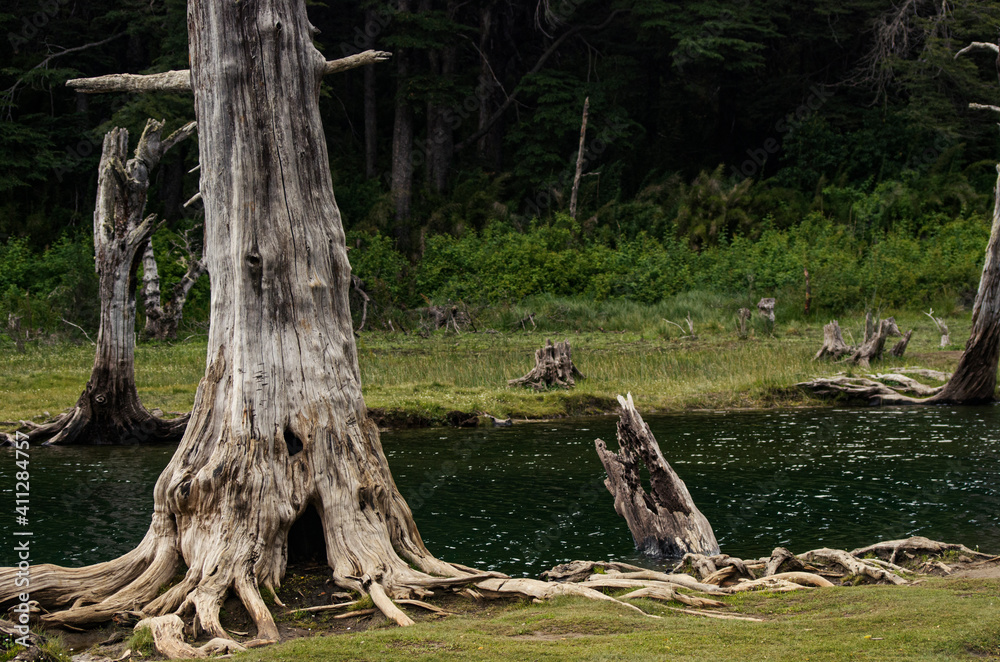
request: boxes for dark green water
[3,406,999,575]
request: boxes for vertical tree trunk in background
[477,2,503,168]
[391,0,414,249]
[425,0,458,195]
[141,235,207,341]
[21,120,193,445]
[569,96,589,219]
[929,165,1000,404]
[0,0,465,642]
[363,7,378,180]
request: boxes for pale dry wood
[595,394,719,557]
[850,536,992,563]
[508,339,584,389]
[797,548,906,585]
[539,560,648,583]
[813,321,851,360]
[569,96,589,219]
[764,547,806,576]
[924,309,950,348]
[727,578,808,593]
[20,119,192,445]
[475,577,660,619]
[333,609,377,619]
[67,51,392,93]
[288,600,358,614]
[616,586,726,609]
[593,570,724,594]
[955,41,1000,57]
[660,606,763,622]
[365,576,414,627]
[134,615,244,659]
[396,599,456,615]
[767,572,835,588]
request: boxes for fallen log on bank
[594,394,719,557]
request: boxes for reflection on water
[2,406,999,576]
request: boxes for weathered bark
[569,96,589,219]
[141,230,207,341]
[508,338,584,389]
[850,536,992,564]
[0,0,466,644]
[813,315,909,367]
[18,120,194,446]
[594,394,719,558]
[931,169,1000,403]
[925,309,950,348]
[736,307,751,339]
[757,297,775,323]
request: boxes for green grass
[226,578,1000,662]
[0,299,973,426]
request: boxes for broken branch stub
[594,394,719,558]
[508,338,584,390]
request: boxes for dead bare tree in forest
[0,6,683,656]
[141,226,207,341]
[801,39,1000,405]
[4,119,195,446]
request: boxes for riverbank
[48,566,1000,661]
[0,310,972,428]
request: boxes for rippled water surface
[3,406,999,575]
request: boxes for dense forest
[3,0,1000,337]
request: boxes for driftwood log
[508,339,584,389]
[594,394,719,557]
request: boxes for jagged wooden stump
[813,314,912,367]
[594,394,719,558]
[507,339,584,390]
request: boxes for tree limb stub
[594,394,719,558]
[66,50,393,94]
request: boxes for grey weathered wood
[141,230,206,341]
[924,309,950,348]
[508,339,584,389]
[813,320,851,361]
[21,120,194,445]
[594,394,719,558]
[0,1,459,644]
[569,96,589,219]
[66,50,391,93]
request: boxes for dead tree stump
[813,321,851,361]
[757,298,775,323]
[10,120,194,445]
[813,315,911,366]
[508,339,584,390]
[594,394,719,558]
[736,308,751,339]
[925,309,950,348]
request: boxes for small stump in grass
[508,339,584,390]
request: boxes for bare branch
[322,50,393,76]
[955,41,1000,58]
[969,102,1000,114]
[68,50,393,94]
[3,33,127,117]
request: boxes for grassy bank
[229,577,999,662]
[0,299,972,427]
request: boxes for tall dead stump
[594,394,719,558]
[508,339,584,390]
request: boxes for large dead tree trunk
[141,229,207,341]
[595,394,719,558]
[0,0,470,645]
[17,120,194,446]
